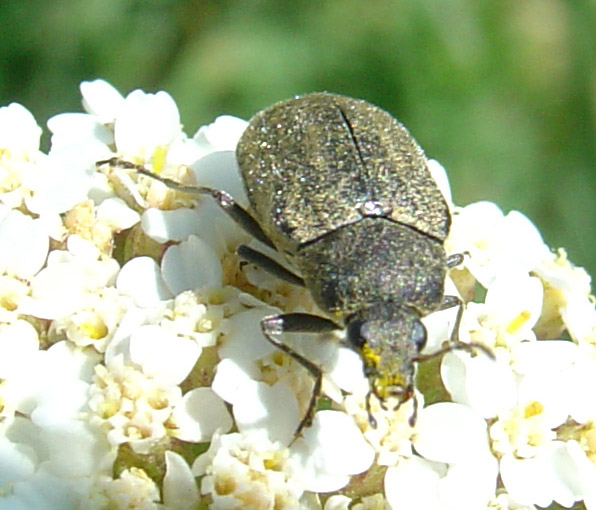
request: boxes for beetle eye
[411,321,427,351]
[346,319,366,349]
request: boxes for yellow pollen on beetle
[506,310,531,334]
[374,373,407,398]
[361,343,381,366]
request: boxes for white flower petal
[427,159,452,206]
[325,346,365,394]
[324,495,352,510]
[172,387,233,442]
[129,325,201,385]
[439,459,497,510]
[441,350,517,418]
[234,380,299,444]
[290,410,374,492]
[96,197,141,230]
[0,102,41,152]
[190,150,248,207]
[211,358,262,404]
[47,112,113,148]
[21,263,87,319]
[31,379,89,427]
[161,235,222,294]
[484,272,543,337]
[414,402,491,464]
[12,464,80,510]
[115,89,181,158]
[42,421,114,478]
[117,256,173,306]
[0,210,48,277]
[0,437,37,485]
[162,451,200,510]
[80,79,125,123]
[562,440,596,504]
[193,115,248,152]
[501,210,550,271]
[141,207,202,243]
[563,291,596,345]
[385,457,445,510]
[218,308,277,362]
[0,321,39,379]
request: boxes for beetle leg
[416,295,494,362]
[438,294,460,312]
[261,313,341,438]
[446,252,466,268]
[96,158,276,249]
[237,245,305,287]
[438,294,466,343]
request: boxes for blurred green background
[1,0,595,282]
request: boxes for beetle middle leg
[237,245,305,287]
[97,159,306,287]
[261,312,341,437]
[446,252,466,268]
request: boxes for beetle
[99,92,490,436]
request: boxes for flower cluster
[0,80,594,510]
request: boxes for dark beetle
[99,92,487,435]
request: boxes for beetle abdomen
[295,217,447,318]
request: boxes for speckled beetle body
[235,93,475,433]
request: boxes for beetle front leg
[97,158,276,249]
[437,294,463,342]
[261,313,341,437]
[418,295,493,361]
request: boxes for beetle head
[346,303,426,425]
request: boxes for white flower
[18,237,119,320]
[88,354,182,452]
[88,314,231,452]
[384,402,498,510]
[81,467,162,510]
[533,248,596,348]
[115,89,184,164]
[193,115,248,153]
[0,102,42,153]
[446,202,550,288]
[289,411,375,492]
[0,338,115,508]
[461,270,544,350]
[0,207,49,278]
[0,103,44,211]
[193,430,305,510]
[3,80,596,510]
[0,442,80,510]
